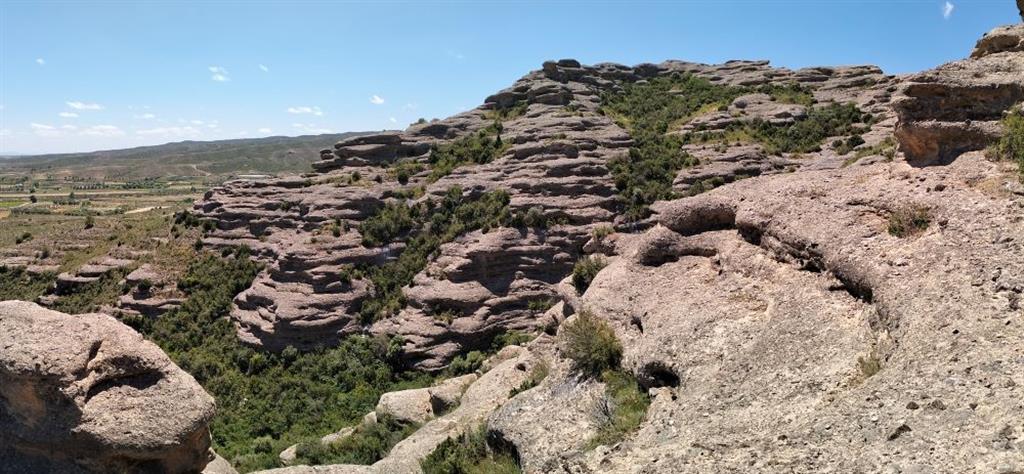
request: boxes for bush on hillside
[561,310,622,377]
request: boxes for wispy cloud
[389,117,397,123]
[287,106,323,116]
[403,103,418,110]
[136,126,202,138]
[66,101,103,110]
[58,112,79,118]
[209,66,230,82]
[258,127,273,134]
[942,1,954,19]
[370,95,385,105]
[0,129,11,137]
[31,123,60,137]
[446,50,465,60]
[190,119,205,125]
[80,125,125,137]
[35,58,45,66]
[259,64,269,72]
[135,113,157,120]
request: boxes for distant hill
[0,132,374,180]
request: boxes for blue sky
[0,1,1019,155]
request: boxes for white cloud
[238,131,249,136]
[58,112,79,118]
[61,125,78,131]
[403,103,418,110]
[370,95,385,105]
[258,127,272,134]
[190,119,205,125]
[0,129,10,137]
[389,117,397,123]
[66,101,103,110]
[259,64,269,72]
[135,113,157,119]
[292,123,333,134]
[446,50,465,60]
[31,123,60,137]
[35,58,45,66]
[136,126,203,138]
[942,1,954,19]
[287,106,323,116]
[209,66,230,82]
[80,125,125,137]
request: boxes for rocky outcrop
[195,56,893,370]
[0,300,216,473]
[482,27,1024,472]
[895,24,1024,165]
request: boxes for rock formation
[896,24,1024,165]
[0,300,217,473]
[195,56,891,371]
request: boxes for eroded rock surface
[195,57,893,370]
[0,300,216,473]
[895,24,1024,165]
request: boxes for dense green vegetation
[571,255,607,294]
[357,187,514,322]
[293,414,419,466]
[600,74,742,220]
[421,426,521,474]
[51,268,129,314]
[126,249,431,472]
[991,109,1024,178]
[357,187,560,323]
[600,73,868,218]
[0,266,56,301]
[427,122,509,182]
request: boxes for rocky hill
[3,20,1024,474]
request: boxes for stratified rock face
[895,24,1024,165]
[195,58,893,369]
[0,301,216,473]
[486,28,1024,472]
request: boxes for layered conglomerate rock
[0,301,217,473]
[195,57,897,368]
[895,24,1024,166]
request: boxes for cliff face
[195,57,893,371]
[198,23,1024,474]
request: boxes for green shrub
[84,214,95,229]
[572,255,607,294]
[527,298,556,312]
[14,232,32,244]
[448,351,487,376]
[52,268,129,314]
[600,74,744,220]
[421,426,520,474]
[990,110,1024,178]
[293,414,419,466]
[0,266,56,301]
[591,225,614,240]
[588,369,651,448]
[428,122,509,182]
[561,310,622,377]
[357,187,512,322]
[509,361,550,398]
[888,205,931,238]
[758,83,816,107]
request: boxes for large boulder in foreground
[0,300,216,473]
